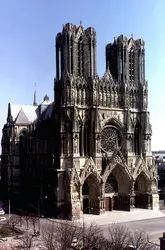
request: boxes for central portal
[104,164,131,212]
[105,174,118,211]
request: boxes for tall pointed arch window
[84,120,90,156]
[71,37,73,73]
[78,37,84,76]
[141,49,144,81]
[129,48,134,82]
[134,122,140,155]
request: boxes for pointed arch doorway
[105,174,118,211]
[135,172,150,209]
[104,164,131,211]
[82,174,100,214]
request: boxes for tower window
[71,39,73,73]
[129,49,134,81]
[78,37,84,76]
[59,48,61,78]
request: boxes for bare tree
[105,224,158,250]
[23,212,31,230]
[41,220,158,250]
[9,215,21,235]
[82,222,104,250]
[41,220,82,250]
[41,222,57,250]
[19,232,34,250]
[107,223,130,250]
[128,230,158,250]
[56,220,82,250]
[29,214,38,235]
[18,214,23,227]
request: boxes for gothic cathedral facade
[1,23,159,219]
[54,23,159,219]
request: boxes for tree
[41,221,158,250]
[23,212,31,230]
[19,232,34,250]
[82,222,104,250]
[9,215,21,235]
[56,220,82,250]
[18,214,23,227]
[107,223,130,250]
[128,230,157,250]
[41,222,57,250]
[29,214,38,235]
[41,220,82,250]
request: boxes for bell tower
[106,35,145,85]
[54,23,98,219]
[55,23,97,80]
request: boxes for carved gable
[80,157,98,184]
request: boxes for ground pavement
[77,208,165,225]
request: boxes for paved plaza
[78,209,165,225]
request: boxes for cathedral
[1,23,159,219]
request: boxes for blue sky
[0,0,165,150]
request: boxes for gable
[15,108,29,124]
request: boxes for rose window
[101,125,121,153]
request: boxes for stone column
[61,134,64,156]
[151,192,159,210]
[99,197,105,214]
[81,125,84,156]
[130,181,135,211]
[147,192,152,209]
[130,194,135,210]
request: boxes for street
[100,217,165,235]
[100,217,165,246]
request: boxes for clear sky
[0,0,165,151]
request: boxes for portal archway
[104,174,118,211]
[104,164,131,211]
[135,172,150,209]
[82,174,101,214]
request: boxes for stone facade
[1,23,159,218]
[1,96,53,209]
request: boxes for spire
[80,20,82,26]
[33,83,37,106]
[7,103,13,123]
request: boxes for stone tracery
[101,126,121,153]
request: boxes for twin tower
[55,23,145,82]
[55,22,147,111]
